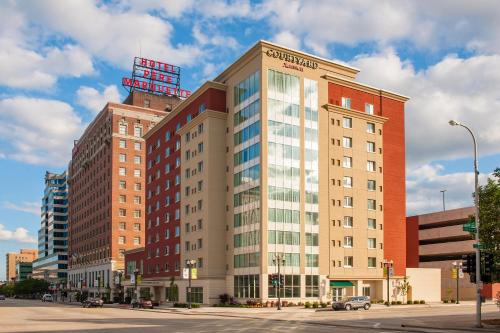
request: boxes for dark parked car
[0,294,5,300]
[82,298,104,308]
[131,298,153,309]
[332,296,371,311]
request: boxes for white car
[42,294,53,302]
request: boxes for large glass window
[268,274,300,298]
[234,121,260,146]
[234,231,260,248]
[234,143,260,166]
[234,252,260,268]
[234,275,260,298]
[234,164,260,187]
[305,275,319,297]
[234,71,260,107]
[267,231,300,245]
[187,287,203,304]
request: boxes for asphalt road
[0,298,499,333]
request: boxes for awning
[329,280,354,287]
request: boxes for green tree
[478,167,500,282]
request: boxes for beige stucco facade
[5,249,37,282]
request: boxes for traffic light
[279,274,284,287]
[462,253,477,283]
[482,252,494,283]
[271,274,278,286]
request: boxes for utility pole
[133,269,139,306]
[273,254,285,310]
[440,189,447,211]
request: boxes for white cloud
[2,201,40,215]
[261,0,500,55]
[123,0,196,18]
[406,164,490,215]
[76,85,122,114]
[0,224,36,243]
[0,2,94,89]
[192,24,239,49]
[19,0,203,69]
[0,96,85,166]
[351,49,500,167]
[272,31,301,50]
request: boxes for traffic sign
[451,268,457,279]
[458,269,464,279]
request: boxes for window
[368,238,376,249]
[165,164,171,173]
[197,180,203,191]
[119,249,125,258]
[134,183,141,191]
[341,97,351,109]
[175,243,180,254]
[119,167,126,176]
[119,222,126,230]
[165,131,171,141]
[134,142,141,150]
[198,123,204,134]
[343,196,353,208]
[119,123,127,135]
[367,141,375,153]
[343,137,352,148]
[164,246,169,256]
[165,229,170,239]
[175,157,181,168]
[185,186,190,197]
[119,140,126,148]
[176,122,181,131]
[185,168,190,179]
[118,236,125,244]
[367,160,376,172]
[343,176,352,188]
[197,219,203,230]
[343,156,352,168]
[365,103,374,115]
[133,223,141,231]
[185,133,190,143]
[367,180,376,191]
[368,199,376,210]
[134,156,141,164]
[175,226,180,237]
[344,236,353,248]
[305,233,318,246]
[133,210,141,218]
[199,103,206,114]
[175,174,180,185]
[198,142,204,153]
[175,140,181,151]
[186,114,192,122]
[197,200,202,210]
[368,218,376,229]
[134,169,141,177]
[197,258,203,268]
[185,150,190,161]
[367,122,375,133]
[134,126,142,137]
[197,161,204,172]
[185,241,190,251]
[343,117,352,128]
[119,209,126,217]
[119,154,126,162]
[119,195,126,203]
[344,216,353,228]
[368,257,377,268]
[165,147,170,157]
[305,275,319,298]
[175,208,180,220]
[119,181,126,189]
[134,196,141,204]
[175,191,180,202]
[341,256,353,269]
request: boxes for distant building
[5,249,37,282]
[67,91,181,298]
[16,262,33,282]
[407,207,499,300]
[32,171,69,283]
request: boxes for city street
[0,298,499,333]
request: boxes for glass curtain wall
[233,71,261,295]
[267,69,301,298]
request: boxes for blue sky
[1,0,499,280]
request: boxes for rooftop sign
[122,57,191,98]
[266,49,318,71]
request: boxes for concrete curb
[401,323,500,333]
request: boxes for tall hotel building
[125,41,408,304]
[67,92,180,297]
[32,171,69,282]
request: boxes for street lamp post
[449,120,481,328]
[383,259,393,306]
[133,269,139,306]
[440,189,447,211]
[273,254,285,310]
[452,261,462,304]
[186,259,196,309]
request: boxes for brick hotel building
[67,92,181,298]
[125,40,409,304]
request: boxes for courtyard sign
[266,49,319,71]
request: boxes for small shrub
[377,299,385,304]
[391,301,397,305]
[320,302,327,308]
[173,303,200,308]
[312,302,319,308]
[287,302,295,307]
[326,301,331,305]
[419,300,425,304]
[450,300,455,303]
[304,301,311,308]
[396,301,402,305]
[407,300,413,304]
[384,301,389,306]
[219,293,230,305]
[297,302,303,306]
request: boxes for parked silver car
[332,296,371,310]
